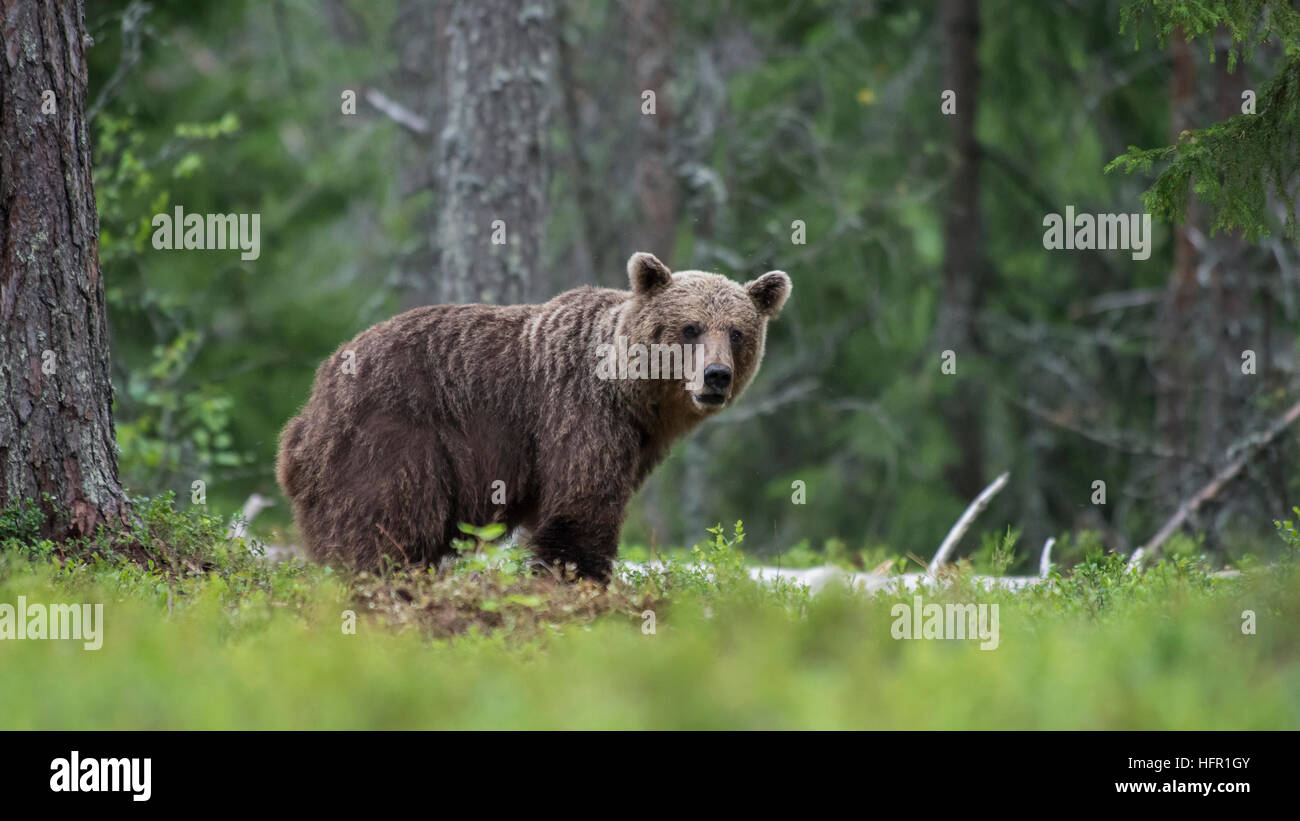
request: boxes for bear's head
[619,252,790,420]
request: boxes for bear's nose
[703,364,732,391]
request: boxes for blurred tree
[1153,28,1200,511]
[0,0,129,537]
[1152,24,1265,543]
[625,0,678,263]
[1109,1,1300,551]
[433,0,557,304]
[937,0,988,501]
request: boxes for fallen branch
[1038,537,1055,578]
[1130,397,1300,568]
[927,472,1011,577]
[226,492,274,541]
[364,88,429,136]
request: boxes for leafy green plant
[0,496,47,544]
[1274,507,1300,561]
[1108,1,1300,238]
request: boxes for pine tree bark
[1154,28,1201,510]
[625,0,677,264]
[1155,27,1269,542]
[433,0,555,305]
[937,0,987,500]
[0,0,128,538]
[621,0,681,538]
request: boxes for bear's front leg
[530,506,624,584]
[531,420,638,583]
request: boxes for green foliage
[988,526,1020,576]
[1109,1,1300,237]
[448,522,522,577]
[89,1,408,511]
[1042,550,1216,620]
[1,502,1296,729]
[690,521,747,579]
[773,539,822,568]
[96,105,256,493]
[0,496,46,544]
[623,520,808,612]
[1118,0,1300,67]
[1106,54,1300,238]
[1273,506,1300,560]
[115,331,251,487]
[0,492,334,649]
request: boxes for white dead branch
[364,88,429,136]
[1038,537,1055,578]
[1130,397,1300,569]
[927,471,1010,577]
[227,493,274,540]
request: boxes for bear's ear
[628,252,672,296]
[745,270,791,317]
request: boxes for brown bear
[275,252,790,582]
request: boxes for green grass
[0,498,1297,729]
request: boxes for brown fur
[276,252,790,582]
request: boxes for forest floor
[0,497,1297,729]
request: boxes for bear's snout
[703,363,732,392]
[693,363,732,408]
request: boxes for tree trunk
[0,0,128,538]
[937,0,986,500]
[1154,28,1201,511]
[1201,28,1253,536]
[389,0,443,308]
[433,0,555,305]
[620,0,681,538]
[624,0,677,264]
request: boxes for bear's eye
[730,329,743,346]
[682,324,701,340]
